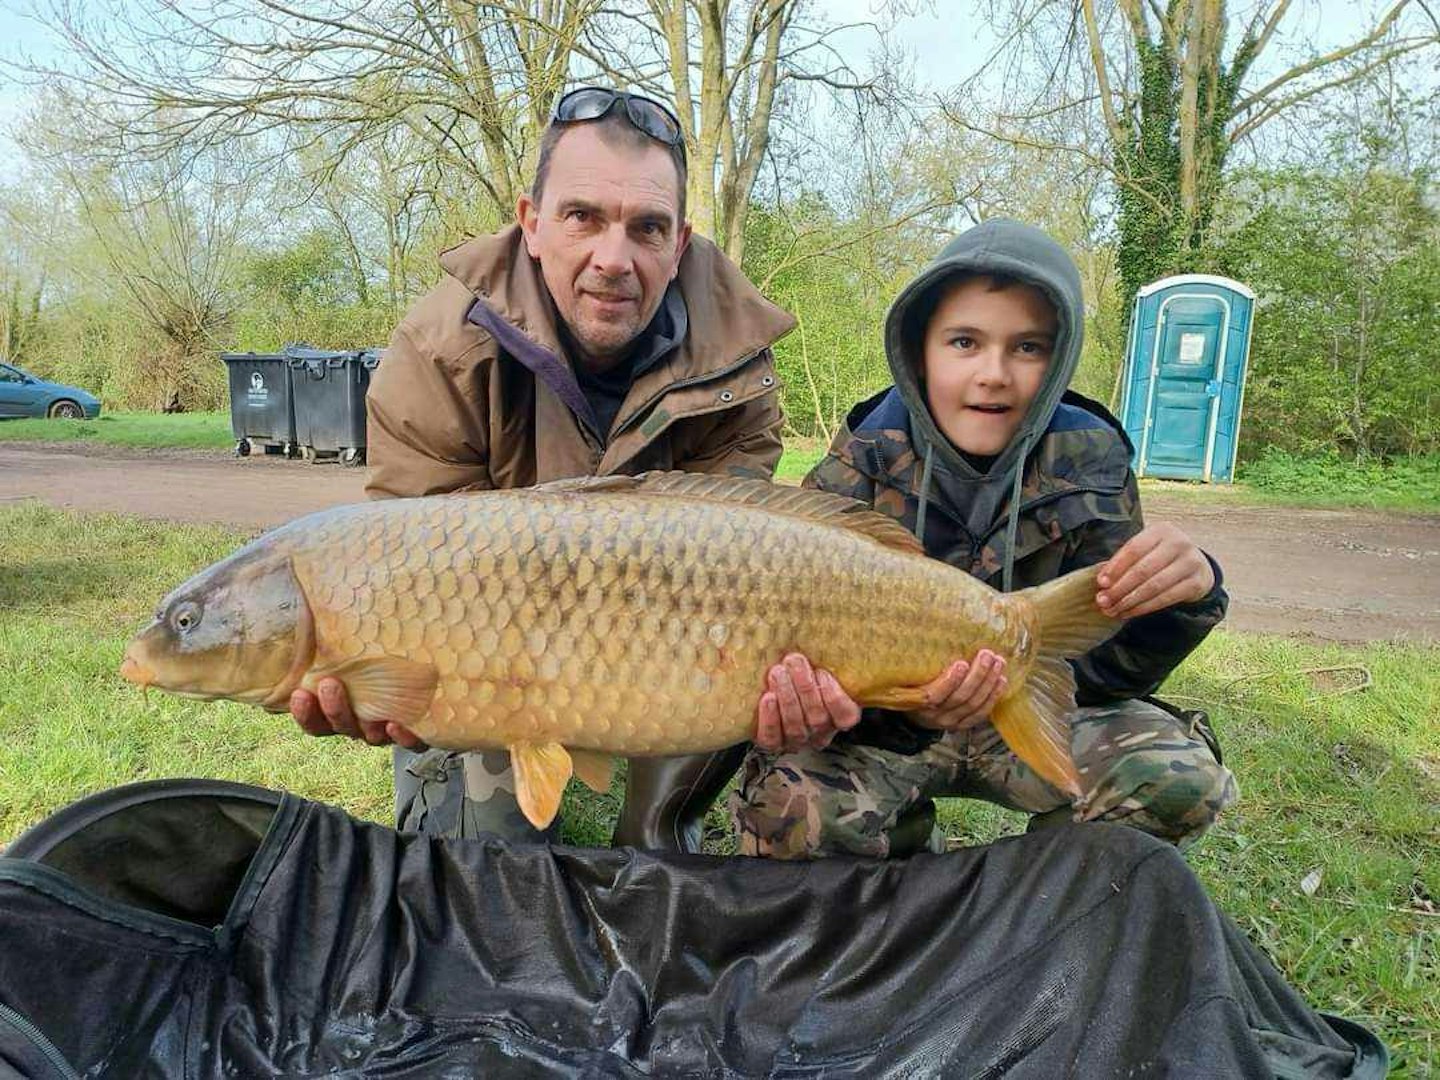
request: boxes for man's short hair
[531,110,689,223]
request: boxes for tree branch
[1081,0,1127,146]
[1230,36,1438,140]
[1233,1,1422,116]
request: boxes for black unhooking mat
[0,780,1385,1079]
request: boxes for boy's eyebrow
[936,323,1057,342]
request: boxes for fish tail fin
[990,658,1084,798]
[992,565,1123,798]
[1019,564,1121,657]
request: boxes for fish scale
[121,472,1123,828]
[286,490,927,753]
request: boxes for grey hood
[884,218,1085,586]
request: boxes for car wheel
[48,400,83,420]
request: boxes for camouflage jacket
[807,387,1227,745]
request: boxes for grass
[0,410,234,450]
[1239,450,1440,514]
[1144,450,1440,515]
[3,503,1438,1072]
[775,435,827,482]
[0,410,831,481]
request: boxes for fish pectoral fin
[857,685,931,711]
[329,656,439,730]
[511,741,574,830]
[568,748,615,793]
[990,655,1083,799]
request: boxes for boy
[732,219,1236,859]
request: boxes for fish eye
[169,600,203,634]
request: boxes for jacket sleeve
[364,320,495,500]
[801,442,877,500]
[1065,472,1229,705]
[672,350,785,480]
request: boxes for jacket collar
[438,224,795,388]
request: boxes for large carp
[120,473,1122,829]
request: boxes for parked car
[0,362,102,419]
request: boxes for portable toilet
[1118,274,1255,482]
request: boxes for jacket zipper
[0,1002,81,1079]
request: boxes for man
[288,87,842,851]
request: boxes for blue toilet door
[1140,295,1228,480]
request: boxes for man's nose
[590,224,636,278]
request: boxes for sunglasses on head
[552,87,687,162]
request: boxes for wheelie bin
[286,346,382,466]
[220,352,298,458]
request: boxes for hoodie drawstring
[915,442,936,551]
[1000,433,1030,593]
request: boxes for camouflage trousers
[731,699,1237,859]
[394,747,558,842]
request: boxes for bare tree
[16,1,601,225]
[952,0,1440,302]
[577,1,892,262]
[15,1,905,265]
[10,101,261,408]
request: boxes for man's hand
[1096,522,1215,619]
[908,650,1007,732]
[289,677,427,750]
[754,654,861,753]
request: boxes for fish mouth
[119,651,156,689]
[119,649,158,703]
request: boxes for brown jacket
[365,225,795,498]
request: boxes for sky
[0,1,1428,180]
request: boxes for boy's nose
[974,348,1011,386]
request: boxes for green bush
[1239,448,1440,509]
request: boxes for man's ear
[670,221,693,280]
[517,193,540,256]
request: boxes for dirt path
[4,441,1437,644]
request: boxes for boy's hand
[909,650,1007,732]
[1096,522,1215,618]
[290,678,428,751]
[754,654,862,753]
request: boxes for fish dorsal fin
[531,471,925,556]
[529,475,640,495]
